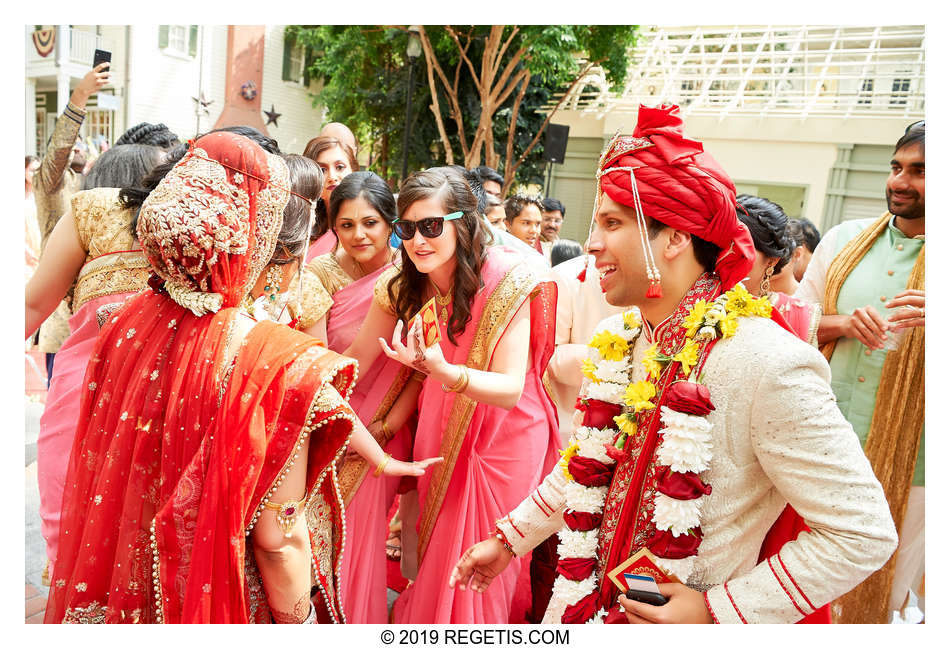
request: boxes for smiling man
[450,104,897,624]
[504,194,545,251]
[796,121,925,623]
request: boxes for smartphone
[93,49,112,69]
[625,588,669,606]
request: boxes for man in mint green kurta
[796,121,925,619]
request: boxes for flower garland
[548,284,772,624]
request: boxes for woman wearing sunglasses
[302,171,412,623]
[342,167,561,623]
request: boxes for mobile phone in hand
[625,588,669,606]
[93,49,112,69]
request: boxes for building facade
[25,25,327,159]
[544,25,925,242]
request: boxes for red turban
[598,104,754,290]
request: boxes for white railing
[550,25,925,119]
[26,27,114,67]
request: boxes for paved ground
[25,396,48,622]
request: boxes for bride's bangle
[373,453,392,477]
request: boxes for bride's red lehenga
[45,132,357,623]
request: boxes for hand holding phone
[93,49,112,69]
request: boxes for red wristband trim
[767,556,808,616]
[778,553,817,611]
[723,582,748,624]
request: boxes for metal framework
[553,25,925,120]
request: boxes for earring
[760,264,774,295]
[261,264,285,319]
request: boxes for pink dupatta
[392,246,560,623]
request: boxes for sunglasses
[392,211,463,240]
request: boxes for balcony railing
[550,25,925,119]
[26,27,114,68]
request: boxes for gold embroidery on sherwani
[416,261,538,561]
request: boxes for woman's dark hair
[328,171,397,229]
[272,154,323,265]
[114,122,180,149]
[83,144,164,191]
[389,167,486,345]
[471,165,504,188]
[121,126,282,237]
[735,194,795,273]
[551,239,584,267]
[503,194,543,223]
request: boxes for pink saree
[306,231,338,262]
[323,260,413,623]
[38,247,150,572]
[392,246,561,624]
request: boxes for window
[288,42,305,83]
[858,79,873,105]
[83,108,114,146]
[890,78,911,106]
[159,25,198,58]
[282,32,313,85]
[168,26,187,53]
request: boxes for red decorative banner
[32,29,55,58]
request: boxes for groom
[449,105,897,623]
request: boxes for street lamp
[400,26,422,183]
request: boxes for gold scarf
[822,213,925,624]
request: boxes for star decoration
[264,104,282,127]
[191,92,213,116]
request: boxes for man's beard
[886,189,924,220]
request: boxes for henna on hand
[411,327,430,374]
[270,592,312,624]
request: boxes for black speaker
[543,123,570,164]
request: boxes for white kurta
[497,314,898,623]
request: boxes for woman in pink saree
[344,167,561,623]
[303,171,411,623]
[25,145,164,578]
[303,136,358,261]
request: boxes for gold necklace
[431,280,451,323]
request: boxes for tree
[416,26,638,193]
[287,25,638,192]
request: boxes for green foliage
[286,25,638,188]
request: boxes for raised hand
[378,317,447,376]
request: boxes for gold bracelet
[262,497,305,538]
[441,364,469,393]
[410,371,426,383]
[373,453,392,477]
[380,419,392,438]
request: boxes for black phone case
[625,588,668,606]
[93,49,111,68]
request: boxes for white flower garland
[546,311,640,624]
